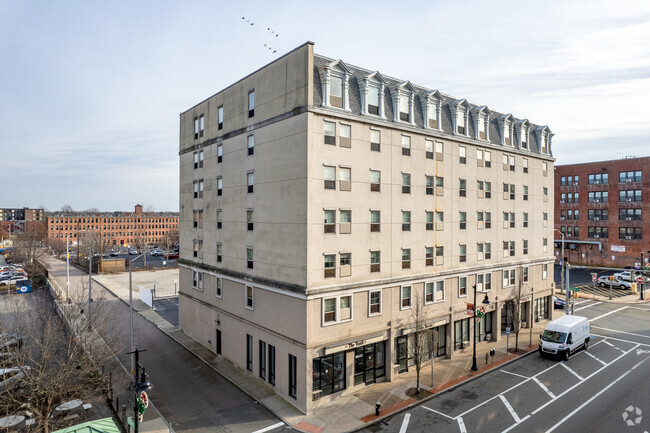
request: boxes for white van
[539,315,590,360]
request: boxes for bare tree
[160,227,179,259]
[505,268,528,352]
[0,287,122,433]
[9,223,47,270]
[60,204,75,214]
[407,291,431,394]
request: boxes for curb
[351,347,539,432]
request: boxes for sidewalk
[95,275,555,433]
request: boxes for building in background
[46,204,179,250]
[555,156,650,268]
[178,42,556,413]
[0,207,45,235]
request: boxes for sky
[1,0,648,212]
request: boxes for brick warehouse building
[178,42,555,413]
[554,156,650,268]
[47,204,179,249]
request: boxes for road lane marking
[559,362,584,381]
[532,377,556,399]
[499,395,521,423]
[575,302,602,311]
[592,333,650,347]
[251,422,284,433]
[500,369,529,379]
[583,351,607,365]
[399,413,410,433]
[592,326,650,340]
[574,300,591,305]
[421,406,455,420]
[590,306,628,321]
[457,416,467,433]
[546,356,650,432]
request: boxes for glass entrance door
[396,336,408,373]
[354,342,386,385]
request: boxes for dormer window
[422,90,442,130]
[535,126,553,155]
[450,99,470,136]
[391,82,416,125]
[318,59,352,111]
[360,72,387,118]
[497,114,514,146]
[515,119,530,149]
[471,106,491,141]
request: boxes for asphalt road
[364,300,650,433]
[44,257,291,433]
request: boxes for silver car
[597,275,632,290]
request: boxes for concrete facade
[178,42,556,414]
[554,156,650,267]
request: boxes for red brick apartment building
[47,204,179,248]
[555,156,650,268]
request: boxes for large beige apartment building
[178,42,556,414]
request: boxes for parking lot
[371,301,650,433]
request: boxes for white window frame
[400,285,412,310]
[523,266,529,283]
[215,277,223,298]
[246,285,254,310]
[368,290,382,316]
[192,270,203,291]
[458,276,468,298]
[322,295,353,326]
[502,268,515,288]
[542,264,548,280]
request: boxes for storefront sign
[611,245,625,253]
[324,334,384,355]
[402,319,447,336]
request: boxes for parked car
[151,249,164,257]
[597,275,632,290]
[0,276,28,288]
[614,271,633,281]
[128,249,138,255]
[167,252,179,260]
[109,250,120,257]
[553,296,566,310]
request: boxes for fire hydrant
[375,401,381,416]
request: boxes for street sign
[570,287,580,292]
[505,327,511,334]
[592,274,597,282]
[637,276,644,284]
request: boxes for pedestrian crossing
[571,283,629,299]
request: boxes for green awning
[52,417,120,433]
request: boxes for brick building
[47,204,179,249]
[0,207,45,235]
[554,156,650,268]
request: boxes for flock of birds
[242,16,280,54]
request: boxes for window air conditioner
[595,199,601,202]
[626,236,632,240]
[627,198,633,202]
[595,180,601,184]
[560,217,565,220]
[560,200,565,204]
[594,234,600,238]
[626,217,632,221]
[594,217,600,220]
[626,178,632,183]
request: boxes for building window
[338,210,351,234]
[402,211,411,231]
[369,291,381,315]
[247,135,254,155]
[217,106,223,130]
[248,90,255,117]
[194,115,204,139]
[370,250,380,272]
[194,150,204,169]
[268,345,276,385]
[523,239,528,255]
[589,173,609,184]
[246,334,253,371]
[215,277,222,298]
[247,172,254,193]
[217,144,223,163]
[313,352,345,397]
[402,249,411,269]
[435,246,444,265]
[425,246,434,266]
[543,187,548,201]
[288,354,297,398]
[459,212,467,230]
[339,167,351,191]
[459,277,467,297]
[589,191,609,203]
[542,264,548,280]
[402,173,411,194]
[370,129,380,152]
[503,269,515,288]
[454,318,470,350]
[339,123,351,148]
[543,162,548,176]
[216,242,222,262]
[619,190,642,202]
[339,253,351,277]
[425,212,434,231]
[401,286,412,308]
[620,171,642,183]
[543,238,548,253]
[425,282,434,303]
[247,247,253,269]
[425,140,434,159]
[459,146,466,164]
[370,210,380,232]
[402,135,411,156]
[523,185,528,201]
[324,210,336,233]
[192,271,203,291]
[217,177,222,196]
[459,179,466,197]
[247,209,254,231]
[619,227,643,240]
[435,211,444,231]
[370,170,381,192]
[523,158,528,173]
[246,286,254,309]
[259,341,266,380]
[619,209,640,220]
[459,244,467,263]
[323,295,352,324]
[217,209,222,229]
[324,254,336,278]
[477,243,484,261]
[324,121,336,145]
[324,166,336,189]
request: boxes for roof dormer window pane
[399,96,410,122]
[368,86,380,115]
[478,119,486,139]
[457,112,465,135]
[504,124,511,145]
[330,76,343,108]
[429,102,438,128]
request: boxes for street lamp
[554,228,569,315]
[471,284,490,372]
[127,347,153,433]
[129,252,146,384]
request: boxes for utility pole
[88,245,92,329]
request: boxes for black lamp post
[471,284,490,372]
[127,347,153,433]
